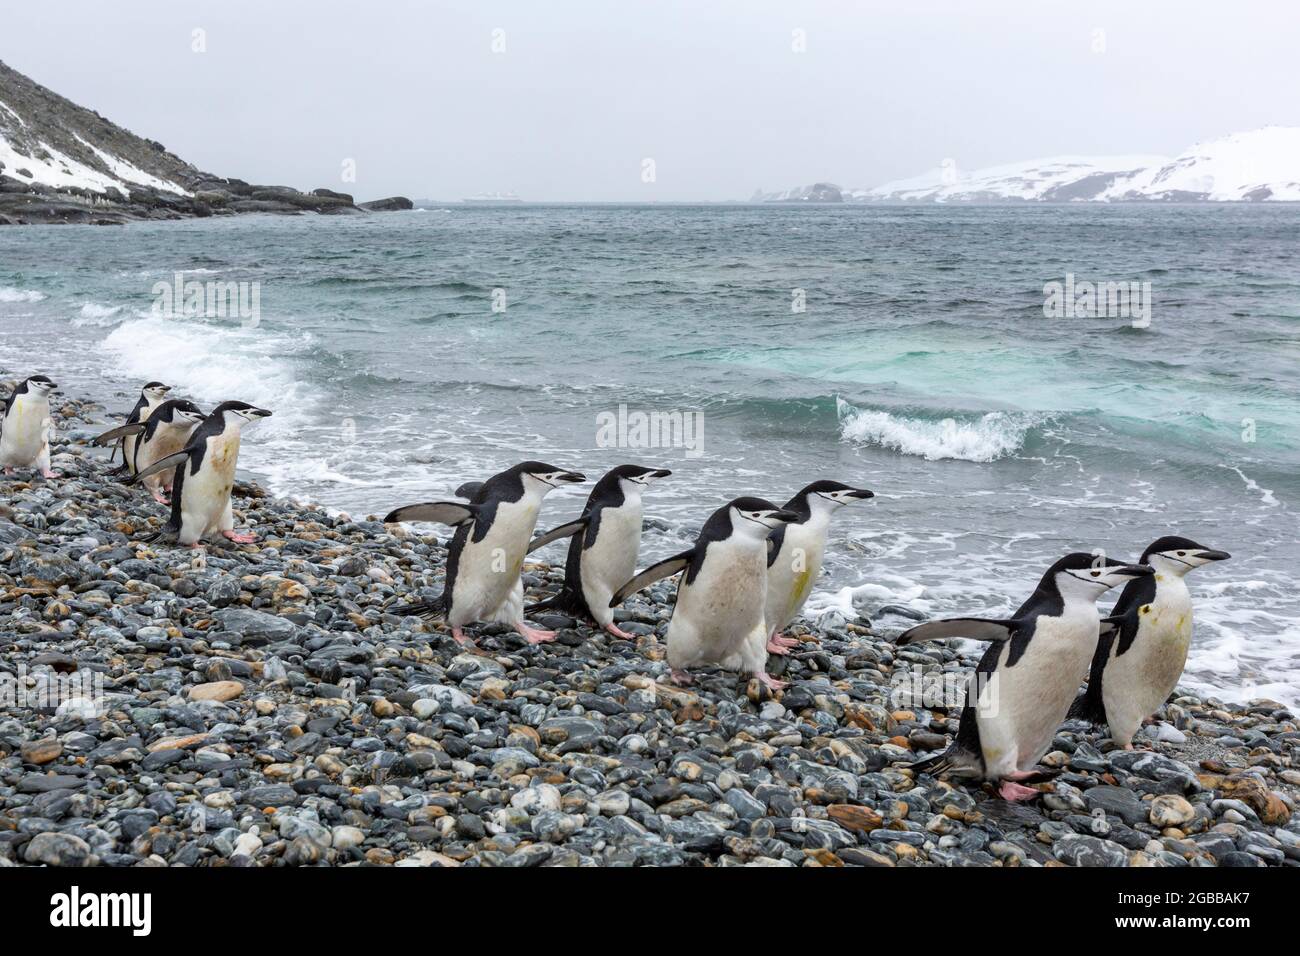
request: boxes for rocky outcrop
[0,60,410,225]
[357,196,414,212]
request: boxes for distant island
[752,128,1300,203]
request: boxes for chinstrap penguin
[899,553,1153,801]
[386,461,586,647]
[110,381,171,475]
[764,480,874,655]
[128,401,271,547]
[525,464,673,639]
[1,374,59,478]
[610,497,798,691]
[94,398,206,504]
[1069,536,1230,748]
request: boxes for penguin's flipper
[1098,615,1122,637]
[126,451,190,485]
[92,423,146,445]
[526,517,588,554]
[383,501,479,526]
[896,617,1015,646]
[454,480,484,500]
[609,550,693,607]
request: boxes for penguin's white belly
[667,539,767,667]
[764,525,826,634]
[450,498,540,624]
[182,435,240,538]
[0,397,48,466]
[141,425,195,488]
[1103,585,1193,742]
[581,504,642,625]
[977,611,1098,777]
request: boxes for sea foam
[836,397,1037,462]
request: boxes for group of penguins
[1,375,1233,802]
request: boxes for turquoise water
[2,203,1298,704]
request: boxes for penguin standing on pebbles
[764,481,874,655]
[127,401,272,547]
[899,553,1153,801]
[94,398,206,503]
[524,464,672,639]
[110,381,171,475]
[610,497,798,690]
[1070,536,1230,748]
[1,374,59,478]
[386,461,586,647]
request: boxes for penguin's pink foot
[151,490,170,505]
[187,543,205,551]
[41,469,59,479]
[516,623,557,644]
[4,467,15,476]
[997,780,1040,802]
[755,671,787,692]
[766,636,791,655]
[605,622,636,640]
[221,531,257,544]
[1123,742,1135,751]
[450,626,476,648]
[669,668,694,685]
[770,632,799,649]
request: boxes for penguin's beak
[252,408,272,418]
[847,488,875,500]
[1116,563,1155,578]
[1196,549,1231,562]
[770,509,800,524]
[558,471,585,483]
[651,469,673,479]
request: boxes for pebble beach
[2,395,1298,869]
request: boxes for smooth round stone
[188,680,244,702]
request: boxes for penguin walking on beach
[524,464,673,639]
[0,374,59,478]
[93,399,206,504]
[109,381,171,475]
[898,553,1153,801]
[386,461,586,647]
[126,401,272,547]
[1069,536,1230,748]
[764,480,874,655]
[609,497,798,690]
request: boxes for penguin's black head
[1043,552,1153,602]
[25,374,58,394]
[1141,536,1231,575]
[142,382,171,400]
[515,461,586,490]
[156,399,205,426]
[608,464,672,486]
[213,400,272,426]
[788,479,875,516]
[728,496,800,536]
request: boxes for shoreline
[0,395,1297,867]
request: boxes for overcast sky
[5,1,1298,201]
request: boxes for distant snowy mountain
[759,128,1300,203]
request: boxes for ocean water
[2,204,1298,706]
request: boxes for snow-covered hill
[0,59,409,224]
[758,128,1300,203]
